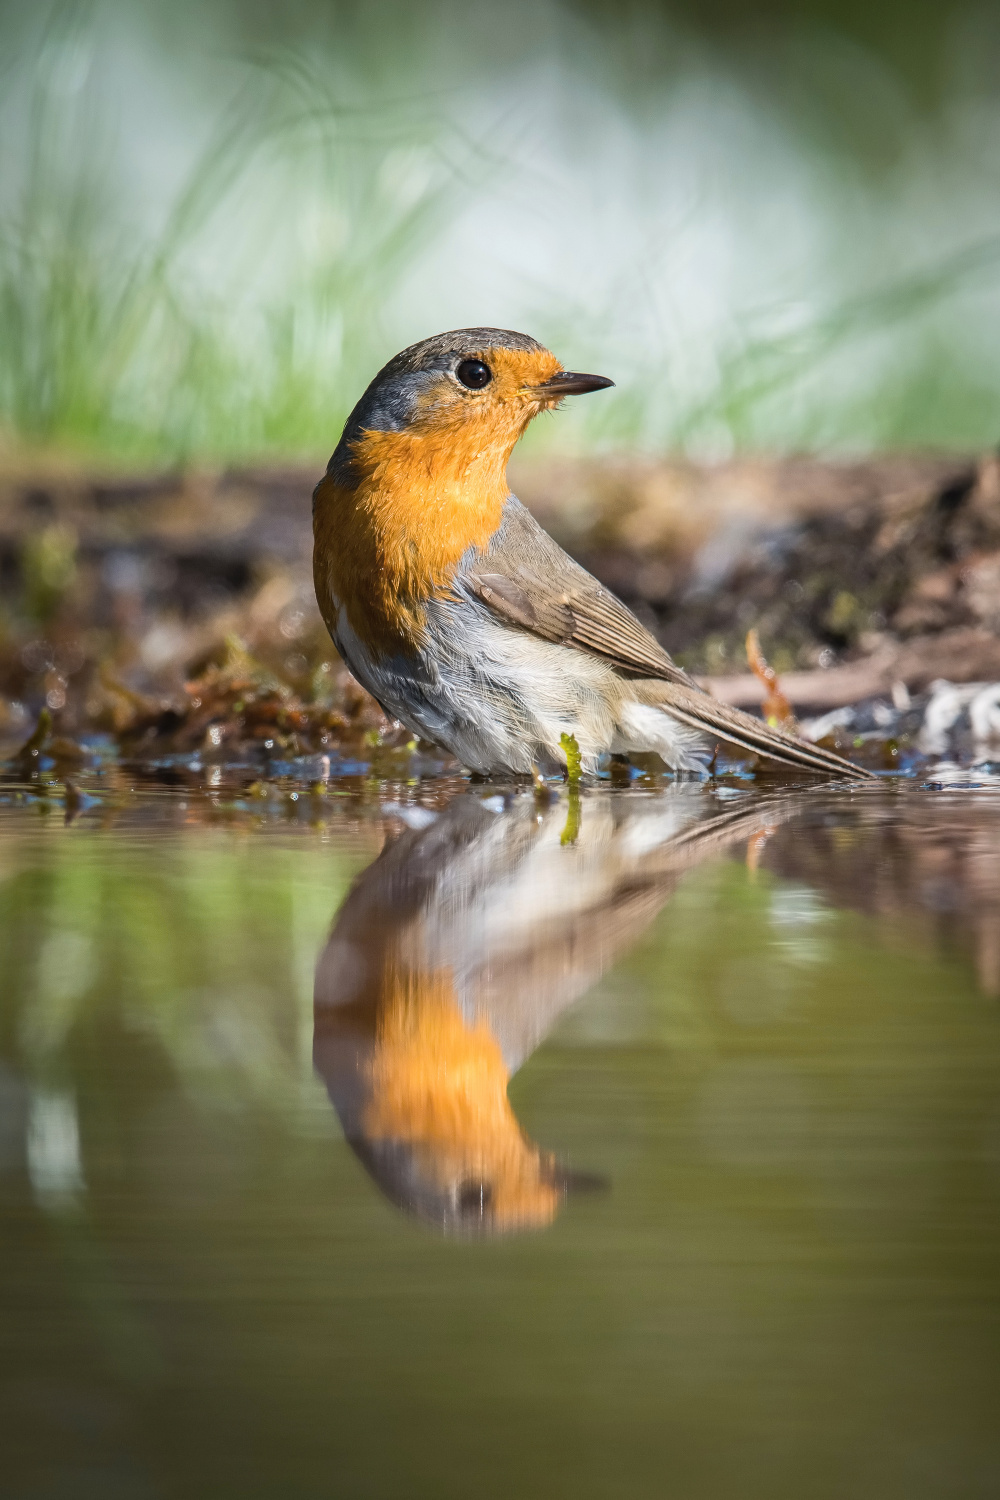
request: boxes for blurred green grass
[0,2,468,462]
[2,0,1000,463]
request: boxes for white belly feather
[332,596,707,777]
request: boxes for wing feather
[464,497,873,780]
[467,502,692,685]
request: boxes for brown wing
[464,497,874,781]
[464,497,694,687]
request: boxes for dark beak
[540,1160,610,1194]
[534,371,615,397]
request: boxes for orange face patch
[405,344,564,435]
[362,966,561,1230]
[313,344,564,656]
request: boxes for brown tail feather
[662,684,876,780]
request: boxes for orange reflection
[314,788,798,1233]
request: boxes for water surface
[2,783,999,1499]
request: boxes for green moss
[560,732,583,785]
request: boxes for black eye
[456,358,492,390]
[457,1180,493,1216]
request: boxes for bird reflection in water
[313,787,795,1234]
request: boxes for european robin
[312,327,869,779]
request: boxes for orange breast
[313,424,510,657]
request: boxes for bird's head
[327,327,613,488]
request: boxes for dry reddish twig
[745,824,777,876]
[745,629,796,729]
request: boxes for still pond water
[2,781,999,1499]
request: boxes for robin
[313,327,870,780]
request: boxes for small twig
[745,629,796,729]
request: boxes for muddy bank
[517,450,1000,701]
[1,451,999,770]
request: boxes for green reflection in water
[1,790,998,1500]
